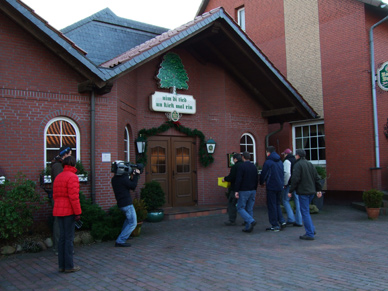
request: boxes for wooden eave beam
[261,107,297,118]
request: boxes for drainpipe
[265,122,284,149]
[90,91,96,203]
[369,14,388,168]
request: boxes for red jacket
[53,165,82,217]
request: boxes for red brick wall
[204,0,287,75]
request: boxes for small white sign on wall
[102,153,111,163]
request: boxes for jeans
[299,194,316,237]
[57,215,75,270]
[227,189,237,222]
[116,204,137,244]
[283,186,302,225]
[267,190,285,227]
[237,190,256,228]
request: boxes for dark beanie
[295,149,306,158]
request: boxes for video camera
[111,161,144,176]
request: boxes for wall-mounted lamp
[135,135,146,154]
[206,138,216,154]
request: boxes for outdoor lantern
[206,138,216,154]
[136,135,146,154]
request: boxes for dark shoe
[299,235,314,240]
[115,242,131,247]
[243,221,256,233]
[293,223,303,227]
[286,222,295,226]
[224,221,236,226]
[280,222,287,229]
[65,266,81,273]
[58,268,65,273]
[266,226,280,232]
[242,222,246,226]
[242,228,252,233]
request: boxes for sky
[21,0,204,30]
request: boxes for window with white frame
[44,117,80,167]
[240,133,256,164]
[293,121,325,164]
[237,7,246,31]
[124,127,130,162]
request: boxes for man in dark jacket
[234,152,258,233]
[282,148,302,227]
[223,153,243,226]
[260,146,285,232]
[111,163,140,247]
[289,149,322,240]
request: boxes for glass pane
[295,127,302,138]
[296,139,303,149]
[247,145,254,153]
[302,126,309,137]
[303,137,309,148]
[63,121,76,135]
[240,135,246,144]
[318,136,325,147]
[47,121,60,135]
[319,148,326,160]
[47,135,60,148]
[310,149,318,160]
[63,136,76,148]
[310,125,317,137]
[305,149,311,160]
[318,124,324,135]
[177,165,183,172]
[159,165,166,173]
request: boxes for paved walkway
[1,205,388,291]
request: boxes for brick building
[198,0,388,200]
[0,0,317,219]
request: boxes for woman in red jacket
[53,156,82,273]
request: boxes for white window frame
[240,133,256,164]
[44,117,80,167]
[237,7,246,31]
[124,127,130,162]
[292,121,325,165]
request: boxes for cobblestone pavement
[1,205,388,291]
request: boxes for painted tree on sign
[157,52,189,92]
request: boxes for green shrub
[90,207,123,241]
[79,193,106,230]
[0,173,44,239]
[363,189,384,208]
[140,180,166,211]
[133,198,148,222]
[315,166,326,180]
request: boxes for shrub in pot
[362,189,383,220]
[140,181,166,222]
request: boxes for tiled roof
[61,8,169,65]
[101,8,222,68]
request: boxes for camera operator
[111,163,141,247]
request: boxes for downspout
[90,91,96,203]
[369,14,388,168]
[265,122,284,149]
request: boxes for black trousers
[226,189,238,222]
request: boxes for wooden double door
[145,136,197,207]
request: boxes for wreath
[136,121,214,167]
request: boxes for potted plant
[41,165,52,184]
[76,160,88,182]
[131,198,148,237]
[362,189,383,219]
[140,180,166,222]
[313,165,327,210]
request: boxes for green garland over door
[136,121,214,167]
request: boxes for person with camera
[51,146,72,255]
[111,162,141,247]
[53,156,82,273]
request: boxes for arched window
[44,117,80,167]
[240,133,256,164]
[124,127,130,162]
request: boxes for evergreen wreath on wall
[136,121,214,167]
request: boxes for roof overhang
[102,8,317,123]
